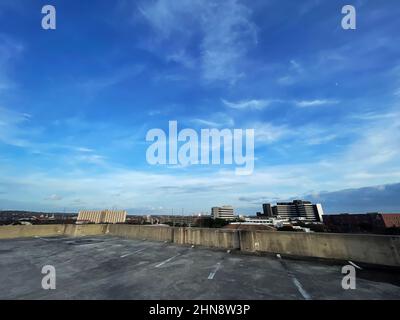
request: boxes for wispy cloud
[79,65,144,96]
[222,99,274,110]
[75,154,107,166]
[0,107,32,147]
[277,59,304,86]
[252,122,290,144]
[138,0,257,84]
[45,194,63,201]
[289,59,303,73]
[75,147,95,153]
[0,34,24,90]
[191,113,235,127]
[295,99,339,107]
[223,97,340,110]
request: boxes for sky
[0,0,400,214]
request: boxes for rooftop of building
[1,235,399,300]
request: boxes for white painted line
[348,260,363,270]
[292,277,311,300]
[120,248,145,258]
[36,237,50,242]
[276,254,312,300]
[208,262,222,280]
[35,237,71,242]
[155,253,180,268]
[207,272,216,280]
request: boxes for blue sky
[0,0,400,214]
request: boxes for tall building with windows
[211,206,236,220]
[262,200,324,222]
[262,203,273,217]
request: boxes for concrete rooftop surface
[0,235,399,300]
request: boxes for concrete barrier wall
[173,227,240,249]
[64,224,108,237]
[107,225,239,249]
[0,225,65,239]
[239,230,400,267]
[1,224,399,267]
[107,224,173,242]
[0,224,108,239]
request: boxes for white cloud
[75,154,107,166]
[75,147,94,153]
[0,34,23,91]
[289,59,303,73]
[138,0,257,84]
[0,107,32,147]
[166,50,195,69]
[45,194,63,201]
[295,99,339,107]
[351,111,400,121]
[277,59,304,86]
[277,75,296,86]
[191,113,235,127]
[79,65,144,96]
[304,133,338,145]
[222,99,273,110]
[252,122,291,144]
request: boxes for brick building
[323,213,400,234]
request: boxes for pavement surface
[0,235,399,300]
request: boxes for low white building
[231,217,290,228]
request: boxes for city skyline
[0,1,400,214]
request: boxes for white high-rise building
[268,200,324,222]
[211,206,236,220]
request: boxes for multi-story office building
[261,200,324,222]
[77,210,127,224]
[262,203,273,217]
[211,206,236,220]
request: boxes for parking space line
[35,237,50,242]
[348,260,362,270]
[208,262,222,280]
[35,237,69,242]
[276,254,311,300]
[120,248,145,258]
[291,277,311,300]
[155,253,180,268]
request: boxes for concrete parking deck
[0,236,399,300]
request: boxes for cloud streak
[295,99,339,107]
[138,0,257,84]
[222,99,273,110]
